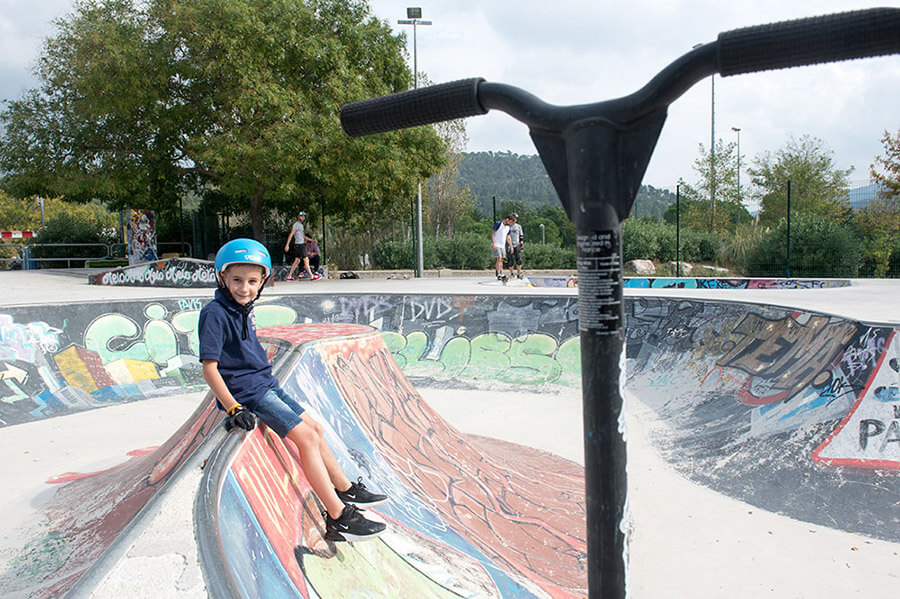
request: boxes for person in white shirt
[490,214,516,279]
[506,213,524,279]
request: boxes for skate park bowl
[0,282,898,597]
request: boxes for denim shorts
[245,386,305,438]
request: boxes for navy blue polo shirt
[198,289,278,404]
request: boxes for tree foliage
[426,117,475,238]
[856,129,900,276]
[0,0,446,241]
[871,128,900,199]
[745,213,862,277]
[675,138,748,233]
[747,134,852,226]
[0,191,116,232]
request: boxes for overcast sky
[2,0,898,197]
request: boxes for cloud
[371,0,900,187]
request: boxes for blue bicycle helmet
[214,238,272,279]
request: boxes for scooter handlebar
[340,8,900,137]
[718,7,900,76]
[340,78,486,137]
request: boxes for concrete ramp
[4,288,898,597]
[625,297,900,542]
[202,324,587,598]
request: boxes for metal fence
[631,178,899,278]
[0,241,192,270]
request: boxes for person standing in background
[506,213,524,279]
[490,214,515,280]
[307,236,322,275]
[284,211,320,281]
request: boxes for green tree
[0,0,445,241]
[747,134,852,226]
[0,192,116,232]
[675,138,747,233]
[856,129,900,276]
[426,117,475,237]
[871,129,900,198]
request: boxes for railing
[1,242,195,270]
[21,243,113,269]
[0,243,24,269]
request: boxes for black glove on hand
[225,404,257,432]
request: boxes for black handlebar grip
[718,8,900,77]
[340,78,487,137]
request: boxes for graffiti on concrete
[0,401,220,598]
[625,297,900,543]
[531,277,852,289]
[88,258,217,288]
[0,295,580,427]
[623,277,851,289]
[813,330,900,470]
[716,312,860,405]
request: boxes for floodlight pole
[398,8,432,278]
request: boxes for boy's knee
[291,423,321,448]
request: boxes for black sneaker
[336,477,387,508]
[324,504,386,542]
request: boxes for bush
[678,228,720,263]
[520,243,576,269]
[31,214,118,267]
[623,219,659,262]
[372,239,414,270]
[373,234,491,270]
[744,214,863,277]
[430,234,492,270]
[623,219,678,262]
[372,234,576,270]
[718,226,766,274]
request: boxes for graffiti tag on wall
[0,295,581,427]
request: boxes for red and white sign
[0,230,34,239]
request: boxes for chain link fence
[627,179,899,278]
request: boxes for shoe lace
[353,476,368,491]
[342,503,360,521]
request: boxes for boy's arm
[202,359,240,413]
[202,359,256,431]
[284,226,295,251]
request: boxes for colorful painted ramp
[203,324,587,598]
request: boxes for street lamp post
[732,126,741,218]
[398,8,431,278]
[539,223,545,244]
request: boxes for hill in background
[459,151,677,219]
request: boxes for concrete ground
[1,269,898,598]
